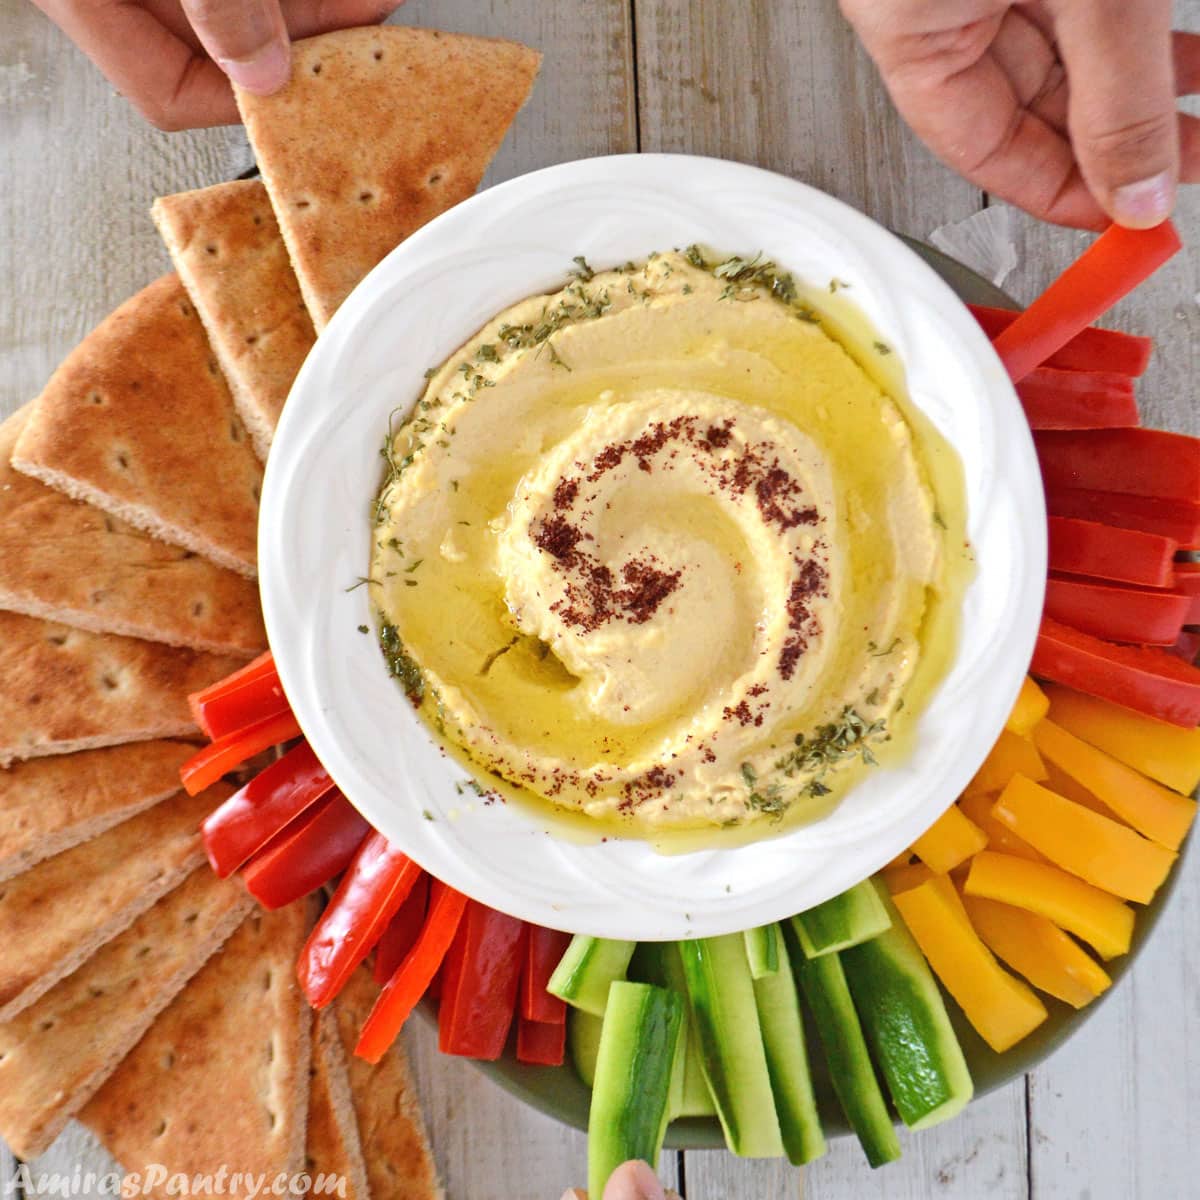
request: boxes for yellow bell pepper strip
[909,805,988,874]
[880,862,934,895]
[1044,683,1200,795]
[1042,761,1117,819]
[957,792,1047,863]
[961,894,1111,1010]
[882,849,914,872]
[964,730,1048,797]
[892,875,1047,1053]
[1033,719,1197,851]
[1005,677,1050,737]
[963,851,1134,960]
[991,775,1176,904]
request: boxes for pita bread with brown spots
[0,611,241,767]
[0,783,226,1022]
[235,26,540,329]
[0,867,253,1159]
[0,407,265,655]
[306,1006,370,1200]
[152,181,316,460]
[0,739,194,884]
[11,274,263,577]
[333,968,441,1200]
[82,903,314,1198]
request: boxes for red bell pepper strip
[516,1014,567,1067]
[1045,487,1200,548]
[522,926,571,1025]
[1036,429,1200,504]
[1168,630,1200,662]
[201,740,335,877]
[1015,367,1138,430]
[1047,517,1176,588]
[242,792,371,909]
[1032,616,1200,727]
[991,220,1181,382]
[1044,576,1189,647]
[967,304,1153,377]
[180,709,303,797]
[355,880,469,1063]
[374,874,430,984]
[188,652,278,736]
[1172,563,1200,623]
[438,902,527,1059]
[297,831,423,1008]
[191,668,290,742]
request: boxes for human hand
[840,0,1199,229]
[32,0,405,130]
[560,1158,676,1200]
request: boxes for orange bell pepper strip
[958,791,1047,863]
[297,832,424,1008]
[1005,677,1049,738]
[964,729,1047,796]
[356,880,469,1063]
[892,874,1047,1053]
[909,805,987,874]
[990,220,1180,382]
[963,851,1134,960]
[961,894,1110,1010]
[1044,683,1200,794]
[879,861,934,895]
[991,775,1176,904]
[179,708,303,797]
[1047,517,1176,589]
[1033,719,1197,851]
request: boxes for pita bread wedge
[0,408,265,656]
[11,274,263,577]
[82,903,314,1196]
[0,866,253,1159]
[152,181,316,460]
[235,26,540,328]
[332,968,441,1200]
[0,611,241,767]
[0,739,193,884]
[0,783,226,1022]
[306,1007,370,1200]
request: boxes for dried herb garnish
[775,706,887,794]
[378,621,424,703]
[570,255,596,282]
[480,636,519,677]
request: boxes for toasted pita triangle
[0,783,226,1022]
[0,867,252,1159]
[152,181,316,460]
[306,1007,370,1200]
[82,903,314,1196]
[236,26,540,329]
[332,968,440,1200]
[11,275,263,577]
[0,611,241,767]
[0,407,265,655]
[0,739,194,884]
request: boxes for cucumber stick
[793,879,891,958]
[797,949,901,1168]
[680,934,784,1158]
[587,982,683,1200]
[743,924,779,978]
[752,924,826,1165]
[548,935,635,1016]
[842,884,974,1130]
[568,1009,604,1088]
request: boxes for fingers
[1051,0,1178,227]
[601,1161,666,1200]
[1173,31,1200,95]
[179,0,290,94]
[275,0,407,41]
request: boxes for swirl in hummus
[369,250,970,833]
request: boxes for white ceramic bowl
[260,153,1045,940]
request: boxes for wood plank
[0,1140,13,1196]
[24,1121,122,1189]
[631,0,980,239]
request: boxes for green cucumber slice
[679,934,784,1158]
[744,924,780,978]
[587,981,683,1200]
[547,935,635,1016]
[568,1008,604,1089]
[792,879,891,958]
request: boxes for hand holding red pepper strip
[297,831,423,1008]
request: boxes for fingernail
[1111,172,1175,228]
[219,40,291,95]
[604,1161,665,1200]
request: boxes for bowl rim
[259,152,1047,941]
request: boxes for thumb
[602,1161,666,1200]
[1053,0,1178,227]
[179,0,291,95]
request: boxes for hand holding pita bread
[32,0,404,129]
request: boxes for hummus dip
[369,250,969,832]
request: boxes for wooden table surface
[2,1,1198,1197]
